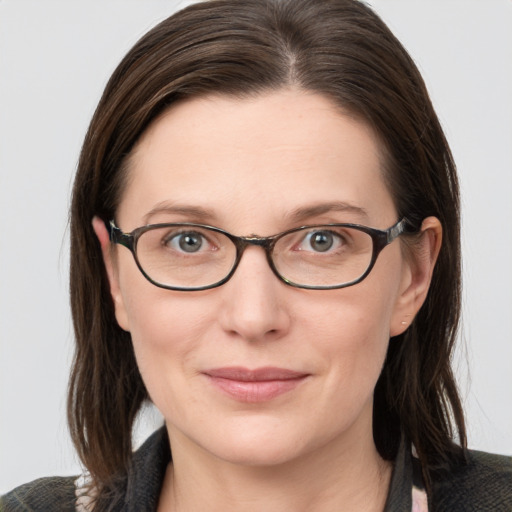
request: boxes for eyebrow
[285,201,370,224]
[143,202,217,225]
[143,200,369,227]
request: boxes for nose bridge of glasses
[235,235,276,258]
[232,235,276,268]
[240,236,271,247]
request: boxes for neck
[158,425,392,512]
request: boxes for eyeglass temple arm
[387,218,414,243]
[105,220,133,249]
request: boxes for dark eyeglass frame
[107,218,412,291]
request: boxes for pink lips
[203,367,309,403]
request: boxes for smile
[203,367,310,403]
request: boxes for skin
[93,89,441,512]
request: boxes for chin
[196,413,340,468]
[173,413,312,467]
[211,437,308,468]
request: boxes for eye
[165,231,207,253]
[301,230,343,253]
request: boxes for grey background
[1,0,511,493]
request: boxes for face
[101,89,417,467]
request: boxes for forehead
[118,89,396,231]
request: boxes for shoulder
[431,450,512,511]
[1,476,77,511]
[0,428,170,512]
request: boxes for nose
[218,246,291,343]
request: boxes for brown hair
[68,0,465,501]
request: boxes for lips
[203,367,309,403]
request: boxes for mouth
[203,367,310,403]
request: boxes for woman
[2,0,511,510]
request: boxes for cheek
[303,267,402,398]
[310,299,389,381]
[308,270,399,349]
[120,284,215,409]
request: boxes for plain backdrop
[1,0,511,494]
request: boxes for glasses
[107,218,410,291]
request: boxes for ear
[92,216,130,332]
[390,216,442,336]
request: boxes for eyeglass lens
[134,224,375,289]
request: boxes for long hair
[68,0,465,501]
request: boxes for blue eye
[308,231,334,252]
[167,232,205,253]
[299,230,345,253]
